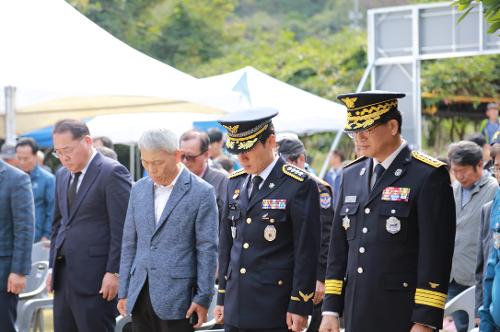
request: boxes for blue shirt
[461,181,480,208]
[480,188,500,332]
[485,121,500,144]
[29,165,55,242]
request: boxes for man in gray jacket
[118,128,218,332]
[447,141,498,332]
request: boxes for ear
[389,119,399,136]
[84,135,93,146]
[266,134,276,148]
[174,149,182,163]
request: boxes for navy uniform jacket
[322,146,456,331]
[217,158,320,329]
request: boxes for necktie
[371,164,385,190]
[68,171,82,209]
[250,176,263,200]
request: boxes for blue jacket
[0,160,35,290]
[480,189,500,332]
[118,167,218,320]
[29,165,55,242]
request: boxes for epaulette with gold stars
[228,168,247,179]
[411,151,446,168]
[282,164,307,182]
[343,155,367,169]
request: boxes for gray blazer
[202,165,228,223]
[475,201,494,316]
[0,160,34,289]
[118,167,218,320]
[450,173,498,286]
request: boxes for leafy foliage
[453,0,500,33]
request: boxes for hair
[138,128,178,153]
[491,144,500,161]
[97,146,118,160]
[94,136,114,149]
[216,155,234,173]
[207,128,223,143]
[380,109,403,134]
[332,149,345,162]
[258,122,276,145]
[466,134,486,148]
[53,119,90,139]
[180,129,210,153]
[447,141,483,167]
[16,137,39,154]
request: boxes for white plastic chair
[16,261,50,332]
[444,285,476,332]
[31,240,50,264]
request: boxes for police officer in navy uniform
[319,91,456,332]
[214,108,321,332]
[276,136,335,332]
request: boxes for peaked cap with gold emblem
[337,90,406,132]
[217,107,278,154]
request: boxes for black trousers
[225,324,288,332]
[0,291,17,332]
[53,257,117,332]
[132,279,194,332]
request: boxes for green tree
[453,0,500,33]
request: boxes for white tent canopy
[200,66,347,134]
[87,112,216,145]
[0,0,240,137]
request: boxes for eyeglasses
[180,151,205,162]
[489,166,500,173]
[346,124,380,139]
[52,138,84,159]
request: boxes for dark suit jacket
[202,165,228,223]
[50,152,132,295]
[0,160,34,290]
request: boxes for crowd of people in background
[0,98,498,332]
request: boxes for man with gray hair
[447,140,498,332]
[118,128,218,332]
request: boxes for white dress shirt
[370,139,407,188]
[70,149,98,192]
[154,165,183,224]
[247,156,280,196]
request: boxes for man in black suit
[47,119,132,332]
[320,91,456,332]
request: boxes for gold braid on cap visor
[225,123,269,150]
[345,99,398,130]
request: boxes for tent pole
[129,143,135,180]
[4,86,16,144]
